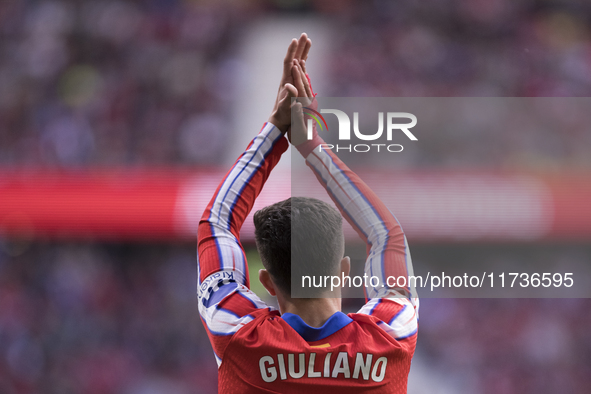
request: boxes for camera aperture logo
[305,108,417,153]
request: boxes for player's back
[218,310,416,394]
[197,119,419,393]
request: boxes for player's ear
[259,269,277,296]
[340,256,351,277]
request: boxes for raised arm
[197,121,287,364]
[197,36,310,365]
[290,61,418,341]
[197,121,288,289]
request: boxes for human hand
[272,33,311,115]
[268,83,298,133]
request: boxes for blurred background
[1,0,591,393]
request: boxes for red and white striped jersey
[197,122,418,393]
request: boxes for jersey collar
[281,311,353,342]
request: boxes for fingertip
[286,83,298,96]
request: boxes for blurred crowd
[327,0,591,98]
[325,0,591,169]
[420,297,591,394]
[1,0,591,167]
[0,0,253,166]
[0,242,218,394]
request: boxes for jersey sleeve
[295,126,418,341]
[197,122,288,365]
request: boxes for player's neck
[280,297,341,328]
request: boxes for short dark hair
[253,197,344,294]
